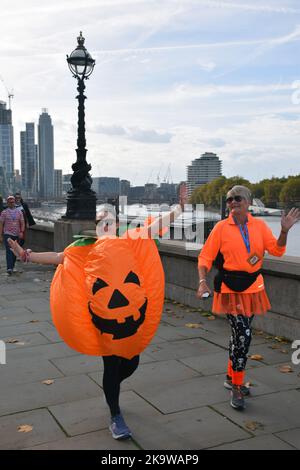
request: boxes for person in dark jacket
[14,193,36,247]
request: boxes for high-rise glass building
[38,109,54,199]
[0,100,14,184]
[54,169,63,198]
[187,152,222,197]
[20,123,38,196]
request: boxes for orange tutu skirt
[212,290,271,317]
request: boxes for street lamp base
[64,190,97,220]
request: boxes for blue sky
[1,0,300,185]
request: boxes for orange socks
[227,360,245,385]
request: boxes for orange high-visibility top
[198,212,286,293]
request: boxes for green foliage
[279,177,300,203]
[190,174,300,207]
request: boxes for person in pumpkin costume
[8,203,182,440]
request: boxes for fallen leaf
[17,425,33,433]
[245,421,264,431]
[207,316,216,321]
[29,320,39,323]
[185,323,202,329]
[6,339,19,344]
[254,330,264,336]
[269,344,281,350]
[279,365,293,373]
[42,379,54,385]
[249,354,264,361]
[274,336,289,344]
[280,349,288,354]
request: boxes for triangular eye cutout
[124,271,140,286]
[92,278,108,295]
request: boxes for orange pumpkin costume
[50,230,165,359]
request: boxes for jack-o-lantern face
[88,270,148,340]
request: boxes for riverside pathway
[0,247,300,450]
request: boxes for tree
[263,180,284,205]
[280,177,300,204]
[251,182,265,200]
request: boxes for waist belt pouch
[214,269,261,293]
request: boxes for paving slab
[248,343,293,366]
[5,298,51,314]
[212,390,300,436]
[3,332,50,350]
[0,409,65,450]
[246,364,300,393]
[146,338,223,361]
[89,359,201,393]
[51,355,103,376]
[275,428,300,449]
[210,434,295,450]
[7,342,79,361]
[126,405,250,450]
[0,321,59,341]
[0,309,50,326]
[133,375,230,413]
[49,390,161,437]
[0,375,101,416]
[0,356,64,386]
[179,351,262,376]
[26,429,139,450]
[156,324,193,341]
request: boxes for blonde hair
[227,185,252,203]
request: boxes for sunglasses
[95,219,115,227]
[226,195,244,203]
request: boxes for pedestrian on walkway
[0,195,25,275]
[197,185,300,410]
[14,192,36,247]
[8,203,182,439]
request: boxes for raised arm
[277,208,300,247]
[8,238,64,265]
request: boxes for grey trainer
[230,385,245,410]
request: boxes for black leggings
[227,314,254,372]
[102,355,140,417]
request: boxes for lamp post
[65,31,96,219]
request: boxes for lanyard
[237,221,250,254]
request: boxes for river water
[31,205,299,258]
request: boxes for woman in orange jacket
[197,185,300,410]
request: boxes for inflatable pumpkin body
[50,232,165,359]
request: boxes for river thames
[31,205,299,258]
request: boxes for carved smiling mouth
[88,298,148,340]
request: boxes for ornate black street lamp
[65,31,96,219]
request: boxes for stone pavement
[0,247,300,450]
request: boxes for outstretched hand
[7,238,24,258]
[281,207,300,233]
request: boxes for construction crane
[156,163,163,186]
[0,75,14,109]
[163,163,173,184]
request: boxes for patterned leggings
[227,314,254,372]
